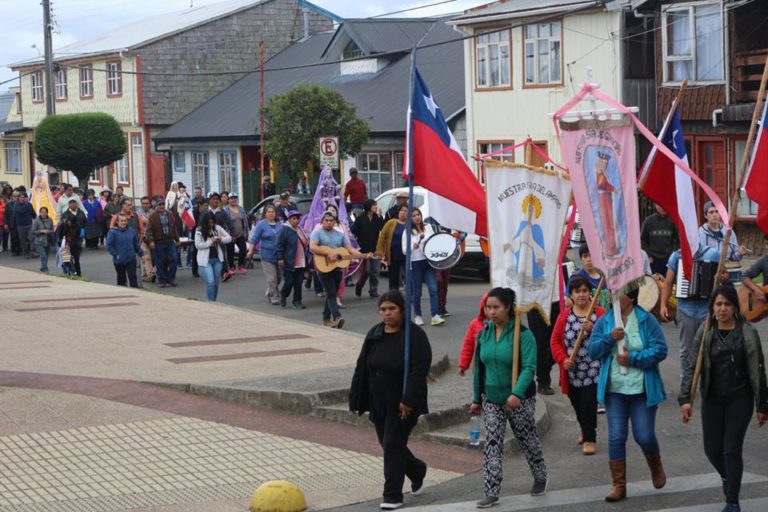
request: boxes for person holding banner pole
[469,288,548,508]
[679,283,768,512]
[589,287,668,502]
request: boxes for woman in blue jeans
[402,208,444,327]
[589,287,668,502]
[194,211,232,301]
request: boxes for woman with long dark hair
[679,283,768,512]
[589,287,668,502]
[349,290,432,510]
[469,287,548,508]
[402,207,442,326]
[194,211,232,301]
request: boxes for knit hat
[703,201,715,214]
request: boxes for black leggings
[226,236,247,269]
[388,258,404,291]
[702,393,754,505]
[567,383,598,443]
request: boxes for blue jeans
[409,259,438,316]
[155,242,178,285]
[201,259,222,301]
[605,392,660,461]
[319,268,342,321]
[35,244,49,272]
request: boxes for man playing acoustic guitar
[310,210,372,329]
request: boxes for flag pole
[690,54,768,407]
[638,80,688,188]
[403,47,417,396]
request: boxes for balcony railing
[734,48,768,102]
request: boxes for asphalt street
[2,248,767,511]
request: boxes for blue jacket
[588,306,668,407]
[248,219,282,263]
[13,201,36,227]
[106,226,143,265]
[274,225,307,271]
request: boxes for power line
[369,0,457,18]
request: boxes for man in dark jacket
[275,210,308,309]
[5,190,19,255]
[106,213,143,288]
[145,201,180,288]
[641,203,678,276]
[59,199,86,276]
[352,198,384,297]
[14,192,37,257]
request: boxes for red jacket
[344,177,367,204]
[458,292,489,371]
[550,305,606,394]
[0,199,4,227]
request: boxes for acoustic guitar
[314,247,370,273]
[738,284,768,323]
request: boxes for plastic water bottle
[469,416,481,448]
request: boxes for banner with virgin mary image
[485,162,571,323]
[557,117,644,291]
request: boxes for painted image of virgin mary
[503,193,545,286]
[585,146,626,258]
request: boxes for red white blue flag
[641,108,698,278]
[405,69,487,237]
[744,99,768,234]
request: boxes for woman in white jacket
[195,211,232,301]
[402,208,444,326]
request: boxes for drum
[423,233,461,270]
[638,275,660,314]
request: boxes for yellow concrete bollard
[249,480,307,512]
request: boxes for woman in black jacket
[680,283,768,512]
[349,290,432,511]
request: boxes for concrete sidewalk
[0,266,362,386]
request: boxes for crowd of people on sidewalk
[3,175,767,512]
[349,200,767,512]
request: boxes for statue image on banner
[585,147,626,259]
[503,193,545,287]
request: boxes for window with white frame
[89,167,101,183]
[31,71,43,102]
[475,29,511,88]
[478,141,514,161]
[117,153,129,184]
[173,151,186,173]
[54,68,67,99]
[107,61,122,96]
[357,152,392,199]
[662,1,724,83]
[79,65,93,98]
[4,141,22,174]
[218,151,238,194]
[524,22,562,85]
[131,133,142,148]
[191,151,209,191]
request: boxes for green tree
[262,84,369,180]
[35,113,126,189]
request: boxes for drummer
[742,235,768,304]
[660,245,728,378]
[425,217,465,318]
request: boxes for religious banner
[486,162,571,323]
[557,117,644,291]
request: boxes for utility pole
[42,0,55,116]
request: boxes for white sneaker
[431,314,445,326]
[380,502,403,510]
[414,315,424,326]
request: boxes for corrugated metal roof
[155,18,464,142]
[452,0,599,24]
[12,0,270,67]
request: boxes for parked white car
[375,186,490,280]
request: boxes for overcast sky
[0,0,485,93]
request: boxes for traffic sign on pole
[319,137,339,169]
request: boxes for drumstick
[568,276,605,366]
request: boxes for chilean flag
[404,69,487,237]
[179,198,196,229]
[641,108,698,278]
[744,99,768,234]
